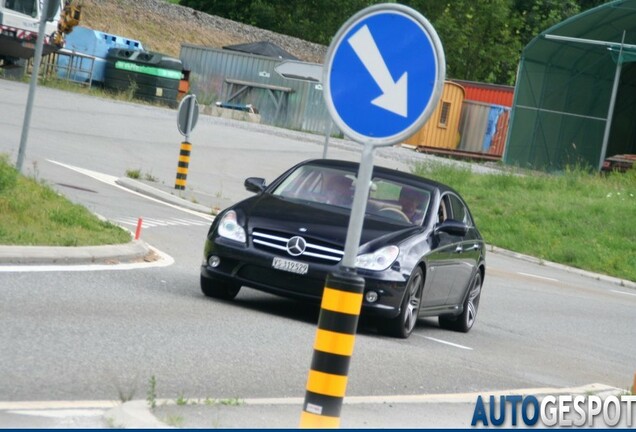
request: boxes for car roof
[298,158,453,193]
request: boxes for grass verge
[413,162,636,282]
[0,155,131,247]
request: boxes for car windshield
[271,164,431,225]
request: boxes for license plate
[272,257,308,275]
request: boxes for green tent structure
[505,0,636,172]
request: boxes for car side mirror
[244,177,266,193]
[435,219,469,237]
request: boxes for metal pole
[16,0,51,173]
[598,31,625,171]
[185,95,196,143]
[322,118,332,159]
[300,142,375,428]
[341,142,374,269]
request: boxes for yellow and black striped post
[300,270,365,428]
[175,141,192,190]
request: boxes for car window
[272,165,355,207]
[368,179,430,225]
[436,195,449,225]
[272,164,432,223]
[448,194,472,225]
[5,0,37,17]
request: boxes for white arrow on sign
[348,24,408,117]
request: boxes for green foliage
[0,154,18,193]
[126,168,141,179]
[0,155,130,247]
[147,375,158,409]
[178,0,605,85]
[433,0,523,84]
[413,161,636,282]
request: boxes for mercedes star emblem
[286,236,307,256]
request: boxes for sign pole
[322,119,332,159]
[16,0,51,173]
[300,3,445,427]
[175,94,199,190]
[300,142,374,428]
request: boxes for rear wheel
[200,275,241,300]
[439,271,482,333]
[378,267,424,339]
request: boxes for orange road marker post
[174,141,191,190]
[299,270,365,428]
[134,217,143,240]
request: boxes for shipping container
[452,79,514,107]
[57,26,144,83]
[405,81,464,150]
[457,101,510,157]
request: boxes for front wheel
[378,267,424,339]
[439,271,482,333]
[200,275,241,300]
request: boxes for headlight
[217,210,246,243]
[355,245,399,271]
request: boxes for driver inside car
[399,187,426,224]
[324,174,354,207]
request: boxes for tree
[514,0,581,48]
[432,0,523,84]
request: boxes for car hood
[236,194,419,248]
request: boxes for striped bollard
[300,270,365,428]
[175,141,191,190]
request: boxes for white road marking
[9,409,104,418]
[0,400,118,410]
[47,160,214,222]
[416,335,473,351]
[611,289,636,297]
[518,272,559,282]
[112,217,209,229]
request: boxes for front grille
[252,229,343,263]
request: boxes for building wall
[179,44,334,134]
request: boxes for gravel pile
[120,0,328,62]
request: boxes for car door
[421,195,457,307]
[444,193,481,305]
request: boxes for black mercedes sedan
[201,159,485,339]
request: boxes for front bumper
[201,238,407,319]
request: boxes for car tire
[439,271,482,333]
[200,275,241,300]
[378,267,424,339]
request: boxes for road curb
[0,239,150,265]
[111,383,624,428]
[488,244,636,290]
[115,177,213,215]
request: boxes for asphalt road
[1,79,635,426]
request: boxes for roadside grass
[413,162,636,282]
[125,168,158,182]
[36,76,175,109]
[0,155,131,246]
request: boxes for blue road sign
[323,4,445,146]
